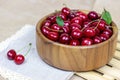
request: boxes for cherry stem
[44,26,63,32]
[87,19,99,26]
[55,10,59,13]
[80,25,86,31]
[81,19,99,31]
[63,3,67,7]
[24,43,32,57]
[94,19,101,30]
[94,12,104,30]
[17,43,32,53]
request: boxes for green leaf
[102,9,112,24]
[56,16,64,26]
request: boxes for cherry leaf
[102,9,112,25]
[56,16,64,26]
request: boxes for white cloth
[0,24,74,80]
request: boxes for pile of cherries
[41,7,113,46]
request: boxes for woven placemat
[75,41,120,80]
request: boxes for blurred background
[0,0,119,41]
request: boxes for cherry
[41,26,50,36]
[97,20,106,31]
[51,24,61,31]
[102,28,113,37]
[61,7,70,16]
[47,32,59,41]
[106,25,112,29]
[68,11,76,19]
[76,11,88,21]
[91,26,100,36]
[69,39,80,46]
[42,20,51,27]
[91,21,98,27]
[88,11,99,20]
[58,13,67,20]
[71,17,83,25]
[100,34,109,41]
[95,28,100,36]
[81,38,93,46]
[82,21,91,28]
[64,20,70,27]
[83,27,96,38]
[7,49,16,60]
[70,23,82,30]
[14,54,25,65]
[59,33,70,44]
[93,36,102,44]
[62,26,70,34]
[47,15,56,23]
[71,29,83,39]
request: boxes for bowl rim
[36,10,118,49]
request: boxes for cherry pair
[7,43,32,65]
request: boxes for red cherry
[82,21,91,28]
[64,20,70,27]
[61,7,70,16]
[97,20,106,31]
[75,11,82,16]
[14,54,25,65]
[41,26,50,36]
[62,26,70,34]
[47,15,56,23]
[106,25,112,29]
[91,26,100,36]
[42,20,52,27]
[95,28,100,36]
[59,33,70,44]
[76,11,88,21]
[70,23,82,30]
[58,13,67,20]
[47,32,59,41]
[71,17,83,25]
[7,49,16,60]
[68,11,76,19]
[93,36,102,44]
[100,34,109,41]
[103,28,113,37]
[88,11,99,20]
[91,21,98,27]
[83,27,96,38]
[81,38,93,46]
[51,24,61,31]
[71,29,83,39]
[69,39,80,46]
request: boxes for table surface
[0,0,120,80]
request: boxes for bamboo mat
[74,41,120,80]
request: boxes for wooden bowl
[36,11,118,71]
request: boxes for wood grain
[36,11,118,71]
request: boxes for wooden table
[0,0,120,80]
